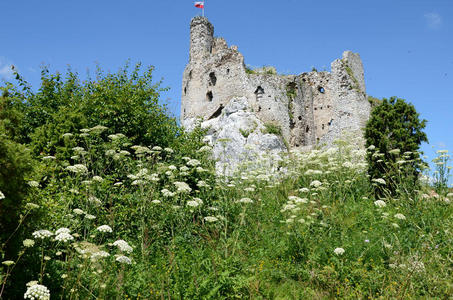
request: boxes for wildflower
[113,240,133,253]
[364,239,370,243]
[174,181,192,193]
[116,255,132,264]
[82,180,92,185]
[197,180,208,188]
[55,228,71,235]
[23,239,35,248]
[32,230,53,239]
[73,208,84,215]
[394,213,406,220]
[298,188,309,193]
[372,178,386,185]
[392,223,400,228]
[88,196,102,206]
[92,176,103,182]
[334,248,345,255]
[164,147,174,153]
[24,283,50,300]
[85,214,96,220]
[72,146,85,153]
[151,200,161,204]
[204,216,219,223]
[61,274,68,279]
[2,260,14,266]
[62,133,73,138]
[367,145,376,150]
[66,164,88,174]
[25,203,40,210]
[55,232,74,242]
[161,189,175,197]
[132,179,144,185]
[180,166,189,172]
[198,145,212,152]
[69,189,79,194]
[114,182,123,186]
[0,190,4,199]
[119,150,130,156]
[187,159,201,167]
[152,146,163,151]
[28,181,40,187]
[42,156,56,160]
[91,251,110,260]
[374,200,387,208]
[187,200,201,207]
[90,125,108,132]
[310,180,322,188]
[236,197,253,204]
[97,225,113,233]
[389,149,400,155]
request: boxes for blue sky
[0,0,452,162]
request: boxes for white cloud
[0,57,14,80]
[424,12,442,29]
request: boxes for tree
[364,97,428,195]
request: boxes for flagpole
[203,0,205,17]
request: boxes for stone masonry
[181,17,371,173]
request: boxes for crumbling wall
[181,17,370,151]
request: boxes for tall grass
[1,127,452,299]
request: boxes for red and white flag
[194,2,204,8]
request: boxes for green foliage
[367,95,382,108]
[263,123,282,136]
[2,62,178,156]
[364,97,428,196]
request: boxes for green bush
[364,97,428,196]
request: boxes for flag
[194,2,204,8]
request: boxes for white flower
[187,200,200,208]
[90,125,108,132]
[92,176,104,182]
[73,208,85,215]
[91,251,110,260]
[197,180,208,188]
[310,180,322,188]
[161,189,175,197]
[28,181,40,187]
[80,128,90,133]
[62,133,73,138]
[152,146,163,151]
[164,147,174,153]
[32,230,53,239]
[394,213,406,220]
[55,228,71,235]
[88,196,102,206]
[298,188,309,193]
[174,181,192,193]
[204,216,219,223]
[374,200,387,208]
[372,178,386,185]
[113,240,133,253]
[236,198,253,204]
[42,156,56,160]
[187,159,201,167]
[23,239,35,248]
[115,255,132,264]
[85,214,96,220]
[334,247,345,255]
[2,260,14,266]
[389,149,400,155]
[114,182,123,186]
[0,190,4,199]
[24,284,50,300]
[55,232,74,242]
[151,200,161,204]
[66,164,88,174]
[97,225,113,233]
[132,179,144,185]
[198,145,212,153]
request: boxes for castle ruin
[181,17,371,173]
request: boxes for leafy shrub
[364,97,428,196]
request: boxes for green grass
[1,129,452,299]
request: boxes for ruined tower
[181,17,370,172]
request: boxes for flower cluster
[24,284,50,300]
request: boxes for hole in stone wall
[322,124,325,130]
[208,105,224,120]
[209,72,217,86]
[318,86,325,93]
[258,106,262,112]
[314,107,317,111]
[184,87,187,95]
[328,119,333,126]
[317,138,320,143]
[209,46,213,53]
[206,91,213,102]
[298,116,302,121]
[255,86,264,101]
[189,70,192,79]
[306,126,310,133]
[226,69,230,74]
[320,106,323,110]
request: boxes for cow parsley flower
[92,176,103,182]
[0,190,4,199]
[187,159,201,167]
[187,200,200,208]
[2,260,14,266]
[91,251,110,260]
[23,239,35,248]
[85,214,96,220]
[374,200,387,208]
[73,208,84,215]
[310,180,322,188]
[204,216,218,223]
[236,197,253,204]
[113,240,133,253]
[334,247,345,255]
[28,181,40,187]
[116,255,132,264]
[32,230,53,239]
[55,232,74,242]
[66,164,88,174]
[394,213,406,220]
[174,181,192,193]
[55,228,71,235]
[372,178,386,185]
[24,283,50,300]
[97,225,113,233]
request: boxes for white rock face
[183,97,287,175]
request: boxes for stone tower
[181,17,371,173]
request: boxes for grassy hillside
[1,127,452,299]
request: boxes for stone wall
[181,17,370,172]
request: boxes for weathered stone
[181,17,370,174]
